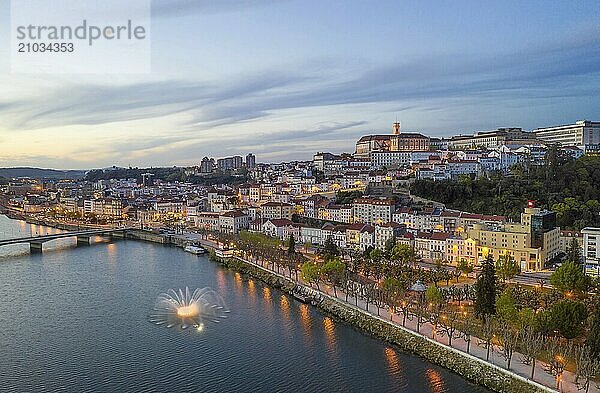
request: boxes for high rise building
[233,156,243,169]
[466,206,560,271]
[200,157,215,173]
[448,128,538,150]
[246,153,256,169]
[217,156,243,171]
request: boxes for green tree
[335,190,363,205]
[382,277,405,295]
[390,244,416,265]
[384,236,396,257]
[495,254,520,283]
[500,322,520,369]
[496,288,518,324]
[369,248,383,264]
[520,328,544,380]
[409,155,600,230]
[321,257,346,297]
[301,262,321,290]
[303,240,311,251]
[544,299,588,339]
[433,259,448,286]
[425,285,444,307]
[474,255,497,319]
[565,237,582,265]
[517,308,539,330]
[574,345,600,393]
[587,306,600,361]
[457,258,474,277]
[550,261,591,294]
[321,237,340,260]
[287,234,296,255]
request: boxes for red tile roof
[268,218,294,227]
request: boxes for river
[0,215,490,392]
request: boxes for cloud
[3,33,599,133]
[1,71,307,130]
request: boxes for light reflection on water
[323,317,336,346]
[426,367,446,393]
[216,269,227,293]
[299,303,312,331]
[280,295,291,325]
[385,346,401,372]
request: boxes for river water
[0,215,489,392]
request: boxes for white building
[195,212,220,231]
[371,151,411,169]
[374,223,404,250]
[446,160,481,177]
[154,200,185,215]
[582,227,600,276]
[262,219,294,239]
[218,210,250,234]
[318,205,353,223]
[535,120,600,152]
[300,226,322,245]
[352,197,395,225]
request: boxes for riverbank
[208,253,552,393]
[0,215,559,392]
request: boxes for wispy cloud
[3,32,597,135]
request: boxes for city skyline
[1,0,599,169]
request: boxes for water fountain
[150,287,229,331]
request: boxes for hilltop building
[354,122,430,158]
[534,120,600,153]
[448,128,539,150]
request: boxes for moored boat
[184,245,206,255]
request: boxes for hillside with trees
[85,167,249,185]
[410,148,600,230]
[0,167,86,180]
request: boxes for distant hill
[0,167,87,180]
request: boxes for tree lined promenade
[204,231,600,393]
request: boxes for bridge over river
[0,227,133,253]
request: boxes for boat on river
[184,245,206,255]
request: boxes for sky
[0,0,599,169]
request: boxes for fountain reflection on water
[150,287,229,331]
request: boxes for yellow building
[465,207,560,271]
